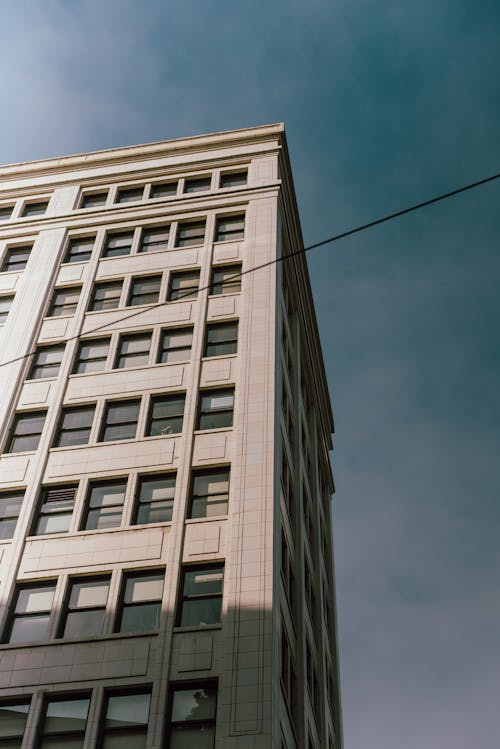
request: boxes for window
[22,200,48,217]
[167,683,217,748]
[116,186,144,203]
[64,236,95,263]
[215,215,245,242]
[1,246,31,273]
[150,181,177,198]
[115,332,151,369]
[175,220,206,248]
[220,170,247,188]
[210,265,241,295]
[132,473,175,525]
[147,394,185,436]
[89,280,123,311]
[80,192,107,208]
[197,389,234,430]
[158,327,193,363]
[116,571,163,633]
[189,469,229,519]
[184,176,211,193]
[82,479,127,530]
[4,582,56,644]
[59,576,110,637]
[128,275,161,306]
[168,270,199,301]
[177,565,224,627]
[204,321,238,357]
[54,405,95,447]
[28,344,65,380]
[5,410,46,453]
[0,205,14,221]
[100,690,151,748]
[47,286,81,317]
[0,699,31,747]
[139,226,169,253]
[0,490,24,540]
[281,624,298,719]
[0,295,14,325]
[102,231,134,258]
[38,694,90,748]
[73,338,110,374]
[32,485,77,536]
[99,399,140,442]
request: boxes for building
[0,124,342,748]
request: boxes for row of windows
[0,166,247,224]
[0,681,217,748]
[0,467,230,541]
[3,562,224,645]
[0,214,245,275]
[28,320,237,380]
[46,264,240,322]
[4,387,235,454]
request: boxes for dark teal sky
[1,2,499,746]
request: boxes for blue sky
[1,2,500,746]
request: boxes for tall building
[0,124,342,748]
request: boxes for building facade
[0,124,342,748]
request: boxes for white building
[0,124,342,748]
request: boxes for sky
[1,1,500,746]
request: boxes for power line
[1,171,499,372]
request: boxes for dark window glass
[184,177,211,193]
[0,205,14,221]
[150,182,177,198]
[1,246,31,273]
[158,328,192,364]
[220,171,247,188]
[80,192,107,209]
[168,271,199,301]
[176,221,206,248]
[215,215,245,242]
[5,583,56,644]
[47,286,81,317]
[197,389,234,430]
[139,226,169,253]
[132,473,175,525]
[116,186,144,204]
[64,237,95,264]
[210,265,241,295]
[100,691,151,748]
[168,684,217,749]
[128,275,161,307]
[38,695,90,749]
[116,571,163,633]
[102,232,134,258]
[82,480,127,531]
[99,400,140,442]
[0,699,31,746]
[6,410,46,453]
[60,577,110,638]
[115,333,151,369]
[177,565,224,627]
[28,344,65,380]
[54,406,95,448]
[22,201,48,217]
[0,295,14,325]
[147,395,185,436]
[73,338,110,374]
[0,491,24,540]
[89,281,123,311]
[32,485,77,536]
[189,469,229,519]
[204,322,238,357]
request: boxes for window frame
[220,170,247,188]
[139,225,170,253]
[176,564,224,628]
[27,343,66,380]
[0,697,32,746]
[175,220,206,248]
[36,692,91,748]
[1,245,32,273]
[116,185,145,204]
[5,410,47,453]
[102,230,134,258]
[81,478,127,531]
[58,575,111,639]
[0,205,14,221]
[47,286,81,317]
[88,280,123,311]
[132,473,176,526]
[72,337,110,374]
[53,405,95,448]
[21,200,49,217]
[115,569,164,634]
[31,484,77,537]
[184,176,212,194]
[0,490,24,541]
[150,181,178,198]
[189,468,230,519]
[80,191,108,209]
[64,236,96,264]
[215,214,245,242]
[167,270,200,301]
[4,581,56,644]
[167,681,218,748]
[210,264,242,296]
[146,394,185,437]
[127,274,162,307]
[158,327,193,364]
[115,332,152,369]
[0,294,14,325]
[98,399,141,443]
[98,688,151,748]
[204,321,238,357]
[197,388,234,431]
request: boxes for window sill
[184,516,228,525]
[0,630,158,651]
[173,624,222,634]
